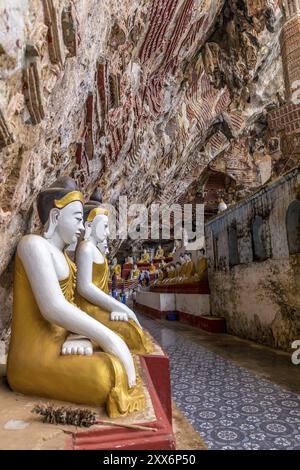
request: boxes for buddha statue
[154,245,164,260]
[180,253,195,283]
[161,266,171,284]
[111,257,122,279]
[149,262,156,274]
[131,264,140,280]
[175,262,182,276]
[7,178,144,417]
[75,204,153,356]
[168,264,177,280]
[152,269,164,286]
[169,258,186,285]
[162,265,176,285]
[194,248,208,282]
[138,249,150,265]
[168,244,177,258]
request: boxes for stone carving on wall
[23,44,45,125]
[0,110,14,150]
[0,0,285,337]
[61,2,80,58]
[42,0,66,66]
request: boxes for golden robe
[76,258,153,355]
[7,253,144,417]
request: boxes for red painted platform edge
[150,279,210,294]
[178,312,227,333]
[65,356,176,450]
[135,303,226,333]
[143,352,172,425]
[134,302,166,319]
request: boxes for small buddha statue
[168,244,177,258]
[131,264,140,280]
[7,178,144,416]
[163,264,176,285]
[170,257,186,285]
[154,245,164,260]
[76,204,153,355]
[169,264,177,279]
[149,262,156,274]
[138,249,150,265]
[111,257,122,279]
[194,248,208,282]
[161,266,171,284]
[153,269,164,285]
[180,253,196,284]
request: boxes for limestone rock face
[0,0,283,331]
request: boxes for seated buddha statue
[167,264,177,282]
[111,257,122,279]
[154,245,164,261]
[193,249,208,282]
[130,264,140,280]
[7,178,144,417]
[161,266,171,285]
[138,249,150,265]
[168,243,177,258]
[149,262,156,274]
[75,204,152,355]
[170,256,186,284]
[152,269,164,286]
[180,253,196,284]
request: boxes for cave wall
[0,0,284,335]
[205,167,300,351]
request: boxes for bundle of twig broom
[32,404,157,432]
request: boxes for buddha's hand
[110,312,128,322]
[61,335,93,356]
[124,308,142,329]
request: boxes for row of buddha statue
[152,251,208,286]
[7,177,154,418]
[109,244,176,281]
[138,245,167,264]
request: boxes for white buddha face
[48,201,84,245]
[93,214,110,243]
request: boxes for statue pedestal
[135,282,226,333]
[150,279,210,294]
[137,262,150,271]
[65,343,175,450]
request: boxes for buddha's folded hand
[110,312,128,322]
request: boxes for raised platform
[178,313,227,333]
[135,287,226,333]
[65,342,175,450]
[150,279,210,294]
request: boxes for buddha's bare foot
[61,335,93,356]
[111,312,128,322]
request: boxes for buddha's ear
[84,221,92,240]
[44,208,60,239]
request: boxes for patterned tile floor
[139,315,300,450]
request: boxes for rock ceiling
[0,0,284,281]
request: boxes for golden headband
[54,191,84,209]
[87,207,109,222]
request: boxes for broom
[32,404,158,432]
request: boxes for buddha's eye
[76,217,83,222]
